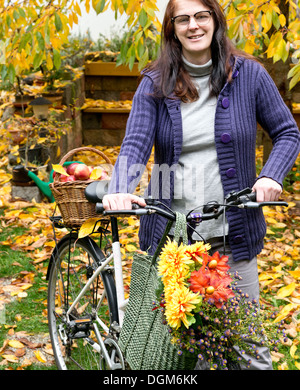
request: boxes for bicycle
[46,182,288,370]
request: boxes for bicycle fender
[46,233,105,280]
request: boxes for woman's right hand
[102,193,146,210]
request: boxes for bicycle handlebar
[95,187,288,222]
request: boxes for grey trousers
[195,237,273,370]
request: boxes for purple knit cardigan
[109,56,300,262]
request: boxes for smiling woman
[172,1,215,65]
[103,0,300,371]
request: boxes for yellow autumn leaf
[127,217,138,226]
[277,282,296,298]
[15,314,22,321]
[78,217,101,239]
[295,361,300,370]
[266,228,275,235]
[279,13,286,27]
[274,303,297,323]
[261,11,272,33]
[8,339,25,349]
[125,244,137,252]
[85,0,90,13]
[274,222,287,228]
[2,354,19,363]
[266,217,278,224]
[258,272,281,281]
[34,350,47,363]
[74,1,82,16]
[290,344,299,359]
[90,167,102,180]
[19,283,33,291]
[289,270,300,279]
[52,164,69,176]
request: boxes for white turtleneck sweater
[171,56,228,241]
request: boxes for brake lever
[240,201,289,209]
[225,187,253,203]
[227,189,288,208]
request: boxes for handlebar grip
[238,191,288,208]
[95,202,141,214]
[132,203,141,210]
[247,191,256,202]
[95,203,104,214]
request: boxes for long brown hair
[145,0,255,102]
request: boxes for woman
[103,0,300,369]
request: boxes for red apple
[53,166,67,179]
[60,174,69,182]
[100,170,109,180]
[66,175,76,182]
[74,164,90,180]
[66,163,80,176]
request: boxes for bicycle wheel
[47,233,119,370]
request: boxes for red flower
[207,272,235,308]
[202,251,230,276]
[188,267,210,296]
[188,268,235,308]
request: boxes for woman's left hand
[252,177,282,202]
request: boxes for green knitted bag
[118,212,197,370]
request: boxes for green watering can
[26,161,83,202]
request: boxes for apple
[60,174,69,182]
[53,166,67,179]
[74,163,90,180]
[66,162,80,176]
[66,175,76,182]
[100,170,109,180]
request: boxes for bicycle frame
[111,240,128,325]
[49,186,288,370]
[66,253,113,333]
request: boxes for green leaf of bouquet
[186,314,196,327]
[193,297,203,312]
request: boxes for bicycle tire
[47,233,118,370]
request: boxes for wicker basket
[50,147,112,228]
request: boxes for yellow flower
[158,239,192,282]
[164,276,186,300]
[184,241,211,266]
[164,285,201,329]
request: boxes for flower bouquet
[154,239,284,370]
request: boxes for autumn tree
[0,0,299,96]
[0,0,161,90]
[222,0,300,104]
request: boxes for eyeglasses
[171,10,213,27]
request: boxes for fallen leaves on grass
[257,191,300,369]
[0,331,54,368]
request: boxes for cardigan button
[233,235,244,244]
[226,168,236,178]
[221,133,231,144]
[232,70,239,79]
[221,97,230,109]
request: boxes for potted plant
[6,116,36,145]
